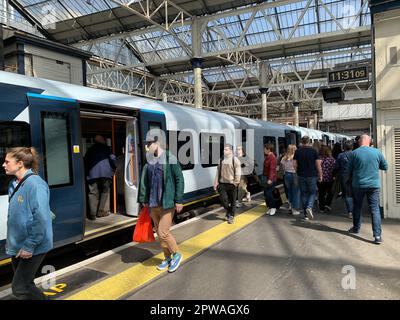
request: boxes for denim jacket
[6,169,53,256]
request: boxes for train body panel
[0,71,351,260]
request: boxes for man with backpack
[214,144,241,224]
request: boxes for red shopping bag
[133,207,155,242]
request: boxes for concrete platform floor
[125,200,400,300]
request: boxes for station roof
[7,0,372,115]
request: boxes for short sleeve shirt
[294,146,319,177]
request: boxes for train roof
[0,71,240,131]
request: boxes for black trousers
[318,181,334,210]
[11,253,48,300]
[218,183,237,217]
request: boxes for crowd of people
[210,133,388,249]
[2,131,388,300]
[266,134,388,245]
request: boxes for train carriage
[0,71,350,262]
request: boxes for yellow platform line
[0,258,11,267]
[66,204,267,300]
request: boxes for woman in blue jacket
[3,147,53,300]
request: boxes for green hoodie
[137,151,184,209]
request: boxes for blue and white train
[0,71,350,262]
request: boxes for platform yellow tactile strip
[66,204,267,300]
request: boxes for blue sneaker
[157,257,171,271]
[168,252,183,273]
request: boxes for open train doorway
[79,108,140,240]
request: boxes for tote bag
[133,207,155,242]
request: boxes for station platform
[1,191,400,300]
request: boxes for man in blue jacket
[347,135,388,244]
[84,135,117,220]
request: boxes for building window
[41,112,73,187]
[0,122,31,195]
[200,133,225,168]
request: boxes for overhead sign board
[328,66,368,84]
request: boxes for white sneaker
[306,208,314,219]
[269,208,277,216]
[246,192,251,202]
[265,209,271,215]
[292,209,300,216]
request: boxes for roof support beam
[8,0,55,40]
[108,0,193,56]
[83,26,370,75]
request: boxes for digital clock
[328,66,369,84]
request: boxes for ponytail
[6,147,39,173]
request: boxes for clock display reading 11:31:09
[328,66,368,84]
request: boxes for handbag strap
[9,173,36,203]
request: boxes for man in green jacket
[138,136,185,273]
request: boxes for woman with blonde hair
[280,144,301,215]
[3,147,53,300]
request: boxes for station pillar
[260,88,268,121]
[191,58,203,109]
[293,101,299,127]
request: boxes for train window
[41,112,73,188]
[200,133,225,168]
[242,130,247,143]
[278,137,287,156]
[0,122,31,196]
[147,122,162,140]
[168,131,195,171]
[263,136,277,155]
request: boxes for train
[0,70,351,262]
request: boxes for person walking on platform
[353,136,360,151]
[138,135,185,272]
[84,135,117,220]
[3,147,53,300]
[280,144,301,216]
[294,136,323,220]
[335,141,354,218]
[332,142,343,160]
[214,144,241,224]
[263,144,278,216]
[235,145,253,207]
[318,145,336,213]
[347,134,388,244]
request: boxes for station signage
[327,66,368,84]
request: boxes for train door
[27,93,85,247]
[322,134,330,145]
[125,118,140,216]
[79,111,140,238]
[285,129,301,147]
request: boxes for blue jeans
[284,173,300,210]
[298,176,317,216]
[352,187,382,238]
[340,176,353,214]
[264,181,277,209]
